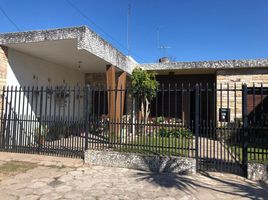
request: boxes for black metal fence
[0,83,267,176]
[0,86,86,157]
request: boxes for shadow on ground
[134,160,268,199]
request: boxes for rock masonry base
[84,150,196,174]
[248,162,268,181]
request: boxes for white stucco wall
[3,49,86,146]
[7,48,84,87]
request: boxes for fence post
[195,84,200,172]
[84,85,90,151]
[38,87,43,154]
[0,86,5,147]
[242,84,248,178]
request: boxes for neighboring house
[142,59,268,124]
[0,26,267,125]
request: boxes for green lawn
[111,135,194,157]
[230,146,268,164]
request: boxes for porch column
[106,65,116,121]
[115,72,127,135]
[106,65,127,136]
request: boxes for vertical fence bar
[124,88,128,150]
[161,84,164,155]
[84,85,89,151]
[131,88,134,152]
[252,84,256,161]
[7,86,13,148]
[242,84,248,178]
[38,87,43,154]
[227,83,230,168]
[195,84,200,171]
[168,84,171,156]
[17,87,21,148]
[0,86,5,147]
[260,84,264,162]
[4,86,9,149]
[17,87,23,146]
[12,86,17,149]
[206,83,209,166]
[174,83,178,156]
[212,83,216,166]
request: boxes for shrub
[157,127,193,138]
[46,122,69,141]
[34,125,49,144]
[156,116,165,125]
[177,128,193,139]
[158,128,170,137]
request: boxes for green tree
[131,68,159,123]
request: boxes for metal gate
[195,84,268,176]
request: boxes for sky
[0,0,268,63]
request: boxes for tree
[131,68,159,123]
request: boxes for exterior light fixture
[78,61,82,71]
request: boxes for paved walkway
[0,152,267,200]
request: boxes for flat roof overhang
[149,68,217,75]
[142,59,268,75]
[0,26,137,74]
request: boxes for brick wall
[0,46,8,89]
[85,73,131,87]
[216,69,268,123]
[85,73,106,86]
[84,73,132,114]
[0,46,7,118]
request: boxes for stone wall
[216,69,268,123]
[85,72,133,115]
[85,73,106,86]
[84,150,196,174]
[0,46,7,90]
[0,46,7,116]
[248,162,268,181]
[84,73,131,87]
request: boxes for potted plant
[54,86,70,100]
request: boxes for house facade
[0,26,267,125]
[142,59,268,124]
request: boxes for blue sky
[0,0,268,63]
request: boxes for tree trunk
[145,98,150,124]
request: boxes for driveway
[0,152,267,200]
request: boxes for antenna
[159,45,171,57]
[157,26,171,57]
[127,4,131,56]
[157,26,163,49]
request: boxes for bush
[34,125,49,144]
[156,116,165,125]
[46,121,84,141]
[46,122,68,141]
[178,128,193,139]
[158,128,170,137]
[157,127,193,138]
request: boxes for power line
[0,5,20,31]
[65,0,127,51]
[65,0,146,62]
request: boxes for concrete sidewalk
[0,152,267,200]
